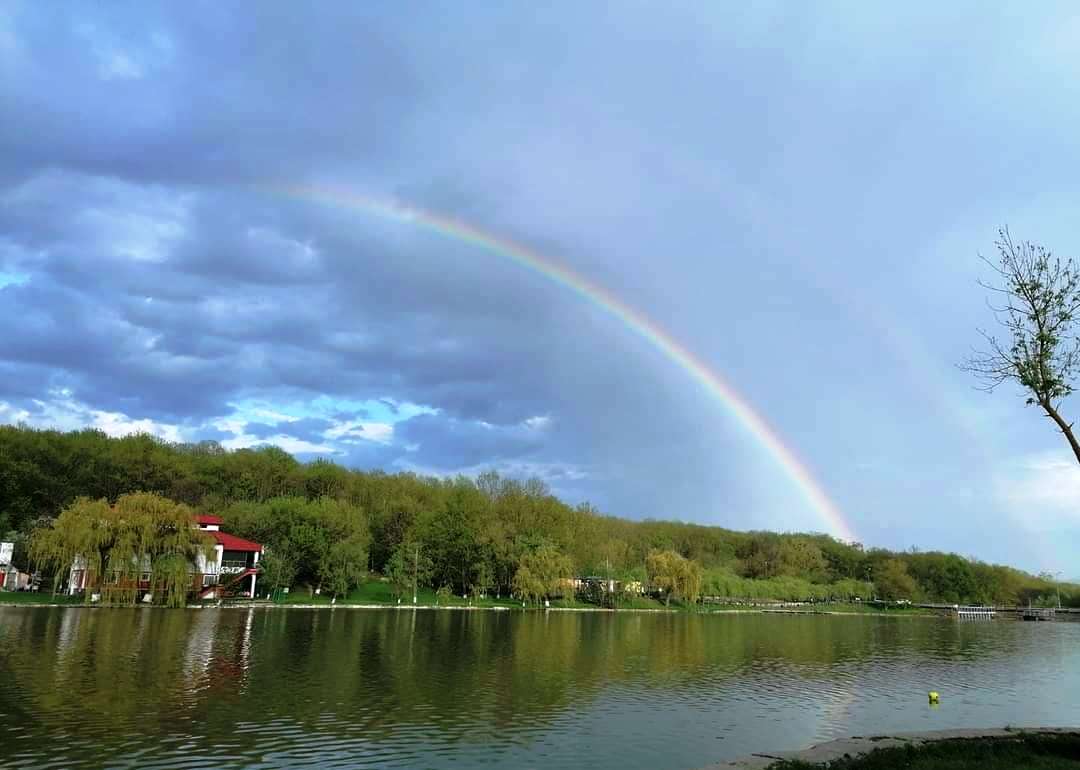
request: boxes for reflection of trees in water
[1,609,258,738]
[0,608,1060,765]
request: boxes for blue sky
[2,2,1079,572]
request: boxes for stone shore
[701,726,1080,769]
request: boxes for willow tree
[646,549,703,606]
[963,228,1080,463]
[512,545,573,605]
[30,492,212,607]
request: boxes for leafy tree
[304,459,349,500]
[874,558,918,601]
[469,559,494,600]
[512,545,572,604]
[646,549,703,606]
[386,540,433,602]
[775,538,829,580]
[512,565,545,606]
[4,426,1077,609]
[221,496,369,592]
[257,548,297,595]
[320,537,370,598]
[963,227,1080,462]
[28,493,212,606]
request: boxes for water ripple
[2,609,1079,769]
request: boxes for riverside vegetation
[2,425,1077,608]
[775,732,1080,770]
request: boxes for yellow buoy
[928,691,940,703]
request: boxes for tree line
[2,425,1075,607]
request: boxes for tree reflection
[0,607,1066,769]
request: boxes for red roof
[196,514,223,525]
[211,531,263,552]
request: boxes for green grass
[272,585,937,614]
[774,733,1080,769]
[804,602,935,615]
[0,584,936,616]
[277,581,522,608]
[274,581,675,610]
[615,594,669,610]
[0,591,83,605]
[695,602,936,616]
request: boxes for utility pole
[413,545,419,605]
[1040,569,1063,609]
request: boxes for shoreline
[0,598,940,617]
[704,727,1080,769]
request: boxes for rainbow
[269,184,857,543]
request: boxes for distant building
[0,541,34,591]
[67,514,262,600]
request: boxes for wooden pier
[1021,607,1056,621]
[954,605,995,619]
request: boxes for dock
[954,605,995,619]
[1021,607,1056,621]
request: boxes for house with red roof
[193,515,263,600]
[67,514,263,601]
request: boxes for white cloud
[92,409,183,443]
[395,457,590,484]
[211,417,247,435]
[0,271,29,289]
[2,394,185,443]
[251,407,299,425]
[523,415,551,431]
[219,432,335,454]
[0,402,31,423]
[995,450,1080,529]
[324,420,394,445]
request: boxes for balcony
[219,560,251,574]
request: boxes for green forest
[1,425,1076,607]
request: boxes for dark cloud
[244,417,333,444]
[0,5,422,186]
[5,1,1080,569]
[393,413,544,470]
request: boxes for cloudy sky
[2,2,1079,572]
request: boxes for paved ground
[700,727,1080,769]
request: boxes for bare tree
[962,227,1080,463]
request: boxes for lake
[1,607,1078,769]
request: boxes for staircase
[198,568,259,600]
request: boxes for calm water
[1,608,1078,769]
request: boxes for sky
[2,1,1079,573]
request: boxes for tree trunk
[1040,400,1080,464]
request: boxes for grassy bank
[0,592,82,605]
[274,581,653,610]
[271,583,938,614]
[774,732,1080,769]
[0,581,937,614]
